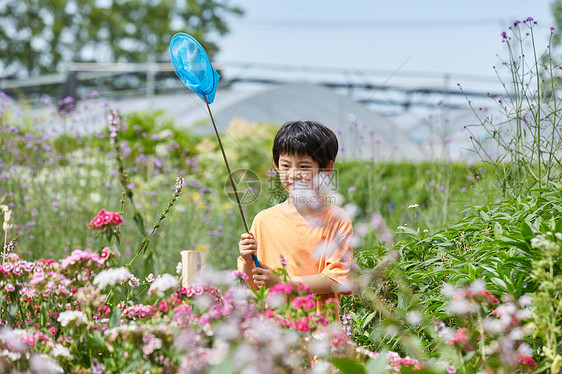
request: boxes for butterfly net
[169,33,220,103]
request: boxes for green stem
[530,27,542,188]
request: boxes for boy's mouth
[290,180,313,190]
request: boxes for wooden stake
[180,250,201,287]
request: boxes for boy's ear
[273,160,279,172]
[324,160,334,174]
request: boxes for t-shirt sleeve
[320,221,354,294]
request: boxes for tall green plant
[463,18,562,198]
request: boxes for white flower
[518,294,531,306]
[267,293,285,308]
[142,333,163,355]
[516,308,533,320]
[530,235,558,252]
[343,203,360,219]
[518,342,533,356]
[440,284,457,297]
[176,262,182,275]
[0,327,27,352]
[148,273,179,297]
[92,267,132,289]
[468,279,486,294]
[146,273,155,283]
[51,343,72,359]
[482,317,504,334]
[128,276,140,287]
[309,338,330,358]
[447,298,479,314]
[30,354,64,374]
[57,310,88,327]
[509,327,524,340]
[155,143,169,157]
[408,204,419,209]
[89,192,102,203]
[406,311,422,326]
[158,129,174,139]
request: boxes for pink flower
[89,209,123,231]
[100,247,112,260]
[293,295,315,311]
[199,315,210,326]
[229,270,249,281]
[296,316,310,332]
[518,356,536,370]
[102,212,113,224]
[479,289,499,304]
[269,282,293,295]
[160,300,168,313]
[448,327,472,351]
[97,305,110,316]
[111,213,123,225]
[297,283,311,293]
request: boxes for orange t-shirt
[239,203,354,316]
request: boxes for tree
[0,0,243,78]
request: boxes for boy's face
[274,153,333,193]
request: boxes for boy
[238,120,354,316]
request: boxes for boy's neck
[282,199,330,218]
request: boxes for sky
[210,0,558,158]
[215,0,557,92]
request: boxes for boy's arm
[289,274,352,295]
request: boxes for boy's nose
[289,169,302,180]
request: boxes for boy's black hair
[272,120,338,169]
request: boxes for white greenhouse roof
[113,82,428,161]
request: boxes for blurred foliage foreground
[0,83,561,373]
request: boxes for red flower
[89,209,123,231]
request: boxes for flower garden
[1,18,562,373]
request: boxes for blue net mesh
[170,33,220,104]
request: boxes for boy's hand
[239,233,257,262]
[252,263,279,289]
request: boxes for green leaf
[361,311,377,329]
[109,307,122,329]
[493,222,504,236]
[209,350,235,374]
[331,358,366,374]
[365,353,387,374]
[133,210,146,237]
[521,221,533,239]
